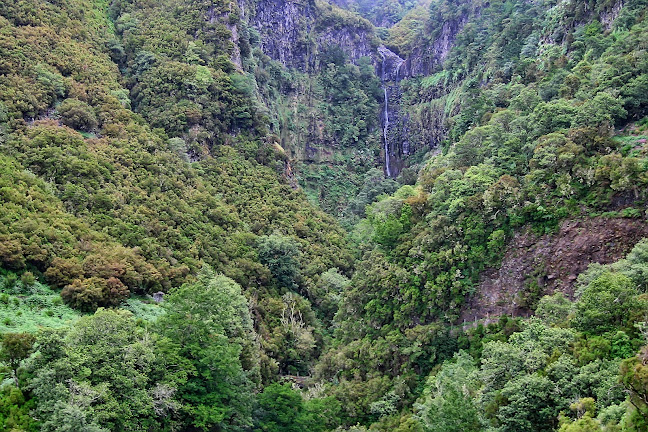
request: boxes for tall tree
[28,309,186,432]
[157,266,260,431]
[0,332,35,388]
[257,234,302,292]
[416,351,483,432]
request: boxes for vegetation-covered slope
[1,0,648,431]
[0,0,354,391]
[303,0,648,429]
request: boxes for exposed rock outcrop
[247,0,379,71]
[600,0,625,30]
[460,217,648,323]
[403,12,471,77]
[379,45,406,177]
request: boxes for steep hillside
[465,216,648,322]
[1,0,648,431]
[382,0,648,165]
[331,0,423,28]
[238,0,393,219]
[0,0,355,384]
[313,0,648,428]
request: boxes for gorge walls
[246,0,379,71]
[236,0,473,190]
[378,46,406,177]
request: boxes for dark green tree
[28,309,186,431]
[157,267,260,431]
[572,272,643,334]
[257,234,301,292]
[254,383,342,432]
[417,351,483,432]
[0,332,35,388]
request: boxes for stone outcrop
[403,12,471,77]
[238,0,476,176]
[245,0,378,71]
[460,217,648,323]
[379,46,406,177]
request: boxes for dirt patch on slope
[459,217,648,323]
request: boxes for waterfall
[378,46,405,178]
[383,87,391,177]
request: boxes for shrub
[20,272,35,287]
[45,258,84,288]
[58,98,98,131]
[61,277,129,312]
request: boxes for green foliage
[497,374,561,432]
[336,0,419,28]
[610,239,648,292]
[132,61,257,143]
[558,414,604,432]
[0,0,356,389]
[259,52,383,218]
[255,383,304,432]
[536,292,573,326]
[346,168,400,219]
[572,272,644,334]
[0,0,367,422]
[0,385,38,432]
[318,57,381,148]
[413,315,637,432]
[328,6,648,415]
[29,308,187,431]
[0,277,81,333]
[2,0,648,430]
[416,351,483,432]
[257,234,302,293]
[257,292,320,376]
[0,332,35,387]
[312,267,350,321]
[620,352,648,431]
[156,267,259,430]
[122,297,165,322]
[254,383,341,432]
[413,236,648,431]
[61,276,129,312]
[58,99,98,132]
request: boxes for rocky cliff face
[379,46,406,177]
[231,0,386,215]
[246,0,379,71]
[238,0,476,179]
[403,13,470,77]
[247,0,316,70]
[460,217,648,323]
[373,9,471,176]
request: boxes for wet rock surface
[248,0,377,71]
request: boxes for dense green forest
[1,0,648,430]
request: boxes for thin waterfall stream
[383,86,391,177]
[378,45,405,178]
